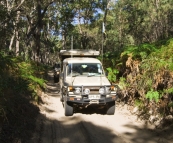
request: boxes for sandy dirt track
[29,71,173,143]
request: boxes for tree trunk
[9,31,15,51]
[15,11,21,56]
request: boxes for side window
[63,63,66,74]
[66,64,71,75]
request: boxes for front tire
[64,101,73,116]
[106,102,115,115]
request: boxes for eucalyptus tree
[105,0,173,49]
[0,0,58,61]
[57,0,108,50]
[103,0,130,52]
[124,0,173,43]
[0,2,9,51]
[24,0,55,62]
[145,0,173,42]
[0,0,24,54]
[0,0,112,63]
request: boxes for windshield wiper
[87,73,96,77]
[87,73,103,77]
[72,73,80,77]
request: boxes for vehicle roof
[59,49,100,62]
[63,57,101,64]
[60,49,99,56]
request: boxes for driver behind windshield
[67,63,103,76]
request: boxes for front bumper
[65,94,117,105]
[62,85,118,105]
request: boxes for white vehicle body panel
[63,57,110,86]
[65,76,111,86]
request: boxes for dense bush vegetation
[113,38,173,122]
[0,53,48,142]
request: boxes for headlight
[99,87,111,95]
[74,87,81,94]
[84,88,90,95]
[99,88,105,94]
[105,87,111,94]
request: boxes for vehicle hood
[65,76,111,86]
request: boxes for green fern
[169,62,173,71]
[135,99,144,109]
[121,43,157,60]
[145,89,160,102]
[106,67,119,83]
[28,75,45,88]
[164,88,173,94]
[168,102,173,108]
[118,77,128,89]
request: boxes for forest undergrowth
[0,38,173,142]
[107,38,173,127]
[0,54,49,143]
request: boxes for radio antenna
[71,35,73,84]
[102,22,105,64]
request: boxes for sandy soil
[29,71,173,143]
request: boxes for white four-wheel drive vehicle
[59,49,118,116]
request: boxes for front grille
[71,86,110,95]
[89,90,99,94]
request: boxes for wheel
[106,102,115,115]
[64,101,73,116]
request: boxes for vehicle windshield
[66,63,104,77]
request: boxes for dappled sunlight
[37,114,123,143]
[121,123,164,143]
[35,70,172,143]
[59,116,82,125]
[31,71,124,143]
[60,138,70,143]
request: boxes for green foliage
[115,37,173,119]
[121,43,157,60]
[168,102,173,108]
[169,62,173,71]
[135,99,144,109]
[145,89,160,103]
[0,53,47,100]
[164,88,173,94]
[27,75,46,91]
[0,53,48,142]
[17,61,47,91]
[0,52,15,73]
[106,67,119,83]
[103,51,121,67]
[145,78,153,89]
[118,77,128,90]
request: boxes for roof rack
[60,49,100,57]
